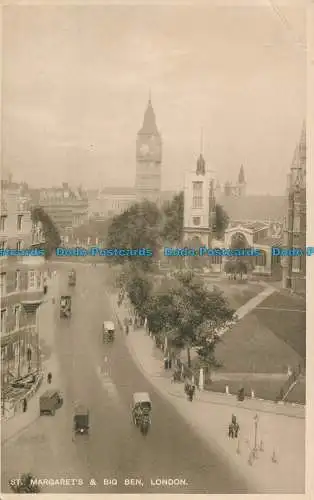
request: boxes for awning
[21,300,43,314]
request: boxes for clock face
[139,144,149,156]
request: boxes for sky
[1,1,306,194]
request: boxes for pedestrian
[23,398,27,413]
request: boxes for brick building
[1,179,46,389]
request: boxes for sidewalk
[233,283,276,321]
[1,274,61,444]
[110,293,305,494]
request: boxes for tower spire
[149,88,151,103]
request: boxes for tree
[106,201,161,271]
[10,473,41,493]
[234,260,248,277]
[214,203,229,240]
[31,207,61,259]
[147,270,235,369]
[125,268,153,320]
[161,192,184,243]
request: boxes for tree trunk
[187,346,191,368]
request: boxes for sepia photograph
[0,0,307,495]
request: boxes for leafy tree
[147,270,234,368]
[31,207,61,259]
[10,473,41,493]
[224,260,235,274]
[234,260,248,277]
[106,201,161,271]
[125,268,153,320]
[214,203,229,240]
[161,192,184,243]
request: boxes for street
[2,264,250,494]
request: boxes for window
[16,240,23,251]
[192,181,203,209]
[17,215,23,231]
[36,271,42,289]
[1,308,7,334]
[15,270,20,290]
[0,272,6,296]
[193,216,201,226]
[212,254,222,265]
[14,305,21,330]
[28,270,36,289]
[0,215,7,231]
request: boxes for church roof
[138,99,159,135]
[218,195,286,222]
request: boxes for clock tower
[135,97,162,204]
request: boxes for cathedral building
[135,97,162,204]
[282,123,306,294]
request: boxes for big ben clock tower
[135,96,162,204]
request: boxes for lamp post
[253,413,259,451]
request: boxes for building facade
[30,183,89,236]
[282,124,306,293]
[1,181,46,390]
[88,188,136,219]
[183,153,216,246]
[135,98,162,204]
[211,220,283,276]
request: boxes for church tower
[282,122,306,293]
[135,95,162,204]
[237,164,246,196]
[183,132,216,247]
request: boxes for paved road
[2,264,250,494]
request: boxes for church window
[192,182,203,209]
[193,217,201,226]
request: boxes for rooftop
[218,195,286,222]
